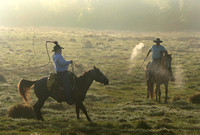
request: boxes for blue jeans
[57,71,72,102]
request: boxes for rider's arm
[147,49,152,57]
[163,51,168,56]
[57,55,71,66]
[161,46,168,56]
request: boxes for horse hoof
[38,118,44,121]
[87,118,92,121]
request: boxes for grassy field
[0,27,200,135]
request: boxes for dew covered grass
[0,27,200,134]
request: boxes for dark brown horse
[146,54,172,103]
[18,66,109,121]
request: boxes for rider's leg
[168,67,175,81]
[57,71,73,104]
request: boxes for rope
[28,40,51,68]
[131,55,148,81]
[72,61,86,72]
[70,61,87,89]
[27,29,36,68]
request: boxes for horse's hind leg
[150,82,154,99]
[78,102,91,121]
[158,85,161,103]
[147,80,154,99]
[164,83,168,104]
[33,96,48,120]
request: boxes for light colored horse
[146,54,172,103]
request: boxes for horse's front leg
[164,83,168,104]
[146,81,149,99]
[75,103,80,119]
[78,102,91,121]
[155,84,158,101]
[158,85,161,103]
[156,84,161,103]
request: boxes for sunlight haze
[0,0,199,31]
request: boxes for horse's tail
[18,79,36,104]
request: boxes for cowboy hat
[153,38,163,43]
[52,44,64,52]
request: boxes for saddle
[47,71,76,92]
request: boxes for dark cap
[52,44,64,52]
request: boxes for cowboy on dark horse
[146,38,175,81]
[51,41,73,105]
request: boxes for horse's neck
[77,72,94,96]
[159,58,168,71]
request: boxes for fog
[0,0,199,31]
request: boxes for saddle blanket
[47,73,58,91]
[47,72,75,91]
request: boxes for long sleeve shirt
[52,53,71,72]
[150,45,168,60]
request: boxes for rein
[71,61,86,89]
[72,61,86,72]
[160,56,170,70]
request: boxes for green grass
[1,27,200,134]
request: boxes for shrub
[156,128,176,135]
[189,92,200,104]
[69,38,76,42]
[173,95,181,102]
[7,103,36,119]
[0,74,6,82]
[135,120,151,129]
[155,123,175,129]
[83,40,93,48]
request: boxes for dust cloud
[129,42,145,73]
[174,65,185,88]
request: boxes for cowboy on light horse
[146,38,175,82]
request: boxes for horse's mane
[160,54,171,69]
[160,56,165,64]
[77,70,91,81]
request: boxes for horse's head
[89,66,109,85]
[164,53,172,70]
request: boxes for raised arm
[146,49,152,57]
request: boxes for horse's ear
[94,66,97,70]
